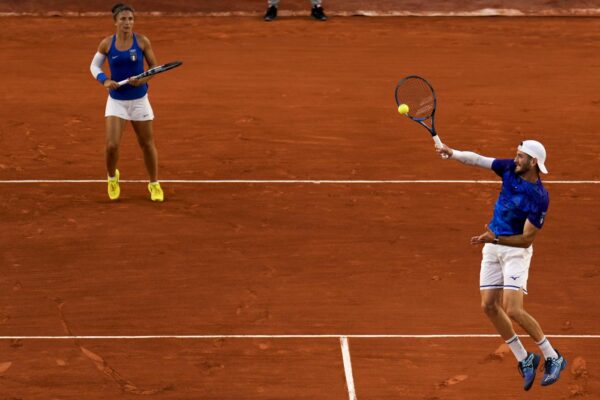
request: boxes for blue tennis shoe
[541,349,567,386]
[518,352,541,391]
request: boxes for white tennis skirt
[105,94,154,121]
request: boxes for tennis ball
[398,104,409,115]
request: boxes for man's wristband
[96,73,108,85]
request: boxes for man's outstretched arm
[436,144,494,169]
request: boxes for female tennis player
[89,3,164,202]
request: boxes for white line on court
[340,337,358,400]
[2,9,600,17]
[0,179,598,184]
[1,334,599,340]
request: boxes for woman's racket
[395,75,447,157]
[117,61,183,86]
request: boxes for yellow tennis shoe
[148,182,164,202]
[107,169,120,200]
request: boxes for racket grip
[432,135,449,159]
[116,78,129,86]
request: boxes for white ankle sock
[536,337,558,359]
[506,335,528,362]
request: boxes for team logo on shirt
[129,49,137,62]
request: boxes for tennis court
[1,2,599,399]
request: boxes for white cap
[518,140,548,174]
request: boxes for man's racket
[117,61,183,86]
[395,75,447,157]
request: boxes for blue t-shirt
[107,33,148,100]
[488,159,549,236]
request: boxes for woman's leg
[105,116,126,177]
[131,120,158,182]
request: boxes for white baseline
[1,334,599,340]
[0,179,598,184]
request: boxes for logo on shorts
[510,275,520,281]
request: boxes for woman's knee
[105,141,119,154]
[137,136,155,151]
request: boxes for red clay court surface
[1,2,600,399]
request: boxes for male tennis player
[90,3,164,202]
[436,140,566,391]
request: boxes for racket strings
[396,78,435,119]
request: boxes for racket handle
[432,135,449,159]
[117,72,143,86]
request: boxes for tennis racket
[395,75,447,157]
[117,61,183,86]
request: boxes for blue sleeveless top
[107,33,148,100]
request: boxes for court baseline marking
[2,334,599,339]
[0,179,598,184]
[2,9,600,17]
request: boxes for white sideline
[340,337,358,400]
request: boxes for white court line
[1,334,599,340]
[0,179,598,184]
[2,9,600,17]
[340,337,358,400]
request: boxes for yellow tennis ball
[398,104,409,115]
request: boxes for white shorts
[480,243,533,294]
[105,94,154,121]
